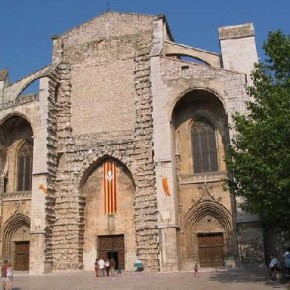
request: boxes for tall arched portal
[81,157,136,271]
[0,115,33,270]
[183,199,232,267]
[172,89,236,269]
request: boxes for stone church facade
[0,12,264,274]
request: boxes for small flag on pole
[103,160,117,214]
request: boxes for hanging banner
[162,177,171,197]
[38,184,47,193]
[103,160,117,214]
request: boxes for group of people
[94,257,117,277]
[268,247,290,280]
[1,260,13,290]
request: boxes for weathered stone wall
[219,23,258,84]
[132,29,159,270]
[237,222,264,265]
[62,12,155,46]
[65,37,137,136]
[43,71,59,270]
[51,12,159,271]
[51,62,82,269]
[159,57,249,116]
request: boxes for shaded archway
[0,115,34,195]
[171,88,235,269]
[0,114,34,147]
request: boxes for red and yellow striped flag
[103,160,117,214]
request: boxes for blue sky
[0,0,289,82]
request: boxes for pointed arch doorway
[183,199,233,268]
[81,157,136,271]
[2,213,30,271]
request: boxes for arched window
[191,117,218,173]
[17,141,33,191]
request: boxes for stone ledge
[219,23,255,40]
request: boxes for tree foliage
[227,31,290,231]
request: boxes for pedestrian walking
[5,263,13,290]
[268,255,281,280]
[194,262,198,277]
[94,259,99,277]
[105,258,110,277]
[1,260,8,290]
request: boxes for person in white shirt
[5,263,13,290]
[268,256,281,280]
[269,257,279,269]
[98,258,105,277]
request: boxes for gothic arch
[15,139,33,191]
[0,115,34,194]
[172,89,229,176]
[80,154,135,190]
[0,113,35,138]
[184,200,233,233]
[168,87,228,122]
[187,110,225,136]
[2,213,30,258]
[80,155,137,270]
[182,199,233,258]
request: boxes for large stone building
[0,12,264,274]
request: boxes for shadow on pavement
[209,267,288,288]
[209,267,266,283]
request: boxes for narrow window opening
[191,117,218,173]
[17,141,33,191]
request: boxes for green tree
[227,31,290,231]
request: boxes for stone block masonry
[49,13,159,271]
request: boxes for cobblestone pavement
[12,267,289,290]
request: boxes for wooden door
[14,241,29,271]
[198,233,224,267]
[98,235,125,269]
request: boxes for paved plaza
[12,267,290,290]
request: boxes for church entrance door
[14,241,30,270]
[198,233,224,267]
[98,235,125,269]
